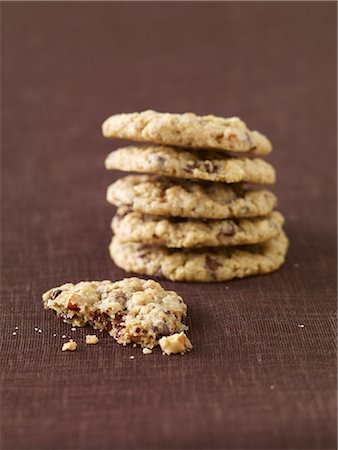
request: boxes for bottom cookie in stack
[109,231,289,282]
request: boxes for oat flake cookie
[105,145,276,185]
[112,207,284,248]
[102,110,272,155]
[109,231,289,282]
[43,278,188,349]
[106,175,277,220]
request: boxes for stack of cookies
[102,110,288,282]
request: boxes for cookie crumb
[130,355,135,360]
[142,348,152,355]
[12,332,17,336]
[53,333,57,337]
[62,341,77,352]
[61,335,66,339]
[15,326,19,330]
[38,329,42,333]
[34,327,39,331]
[71,327,77,332]
[298,324,305,328]
[159,332,193,356]
[86,335,99,345]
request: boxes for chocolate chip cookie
[43,277,188,348]
[105,145,276,185]
[112,207,284,248]
[107,175,277,220]
[109,231,289,282]
[102,110,272,155]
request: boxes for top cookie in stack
[102,110,288,282]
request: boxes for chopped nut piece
[159,332,192,355]
[86,335,99,345]
[62,341,77,352]
[142,348,152,355]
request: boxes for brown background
[1,2,337,449]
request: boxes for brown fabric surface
[1,2,336,449]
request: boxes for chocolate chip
[183,163,197,173]
[50,289,62,300]
[67,300,80,312]
[113,314,125,336]
[205,256,222,271]
[203,160,216,173]
[154,156,166,165]
[219,222,237,236]
[154,322,170,338]
[161,323,170,336]
[115,292,127,303]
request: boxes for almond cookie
[102,110,272,155]
[112,207,284,248]
[105,146,276,185]
[109,231,289,282]
[107,175,277,220]
[43,277,188,349]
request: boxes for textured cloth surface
[1,2,336,449]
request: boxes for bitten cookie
[102,110,272,155]
[107,175,277,220]
[112,208,284,248]
[105,146,276,185]
[43,278,188,349]
[109,231,289,282]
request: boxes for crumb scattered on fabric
[71,327,76,332]
[86,335,99,345]
[62,341,77,352]
[62,335,66,339]
[130,356,135,360]
[12,332,17,336]
[298,324,305,328]
[142,348,152,355]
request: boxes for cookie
[105,145,276,185]
[106,175,277,220]
[112,207,284,248]
[102,110,272,155]
[109,231,289,282]
[43,277,188,349]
